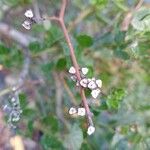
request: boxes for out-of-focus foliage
[0,0,150,150]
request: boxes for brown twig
[47,0,93,126]
[60,73,77,106]
[53,72,69,128]
[121,0,144,31]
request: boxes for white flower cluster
[69,107,86,116]
[3,91,22,128]
[69,107,95,135]
[69,66,102,99]
[22,9,35,30]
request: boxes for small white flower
[24,9,34,18]
[70,75,77,82]
[22,20,31,30]
[80,78,88,88]
[12,86,17,91]
[77,107,86,116]
[12,117,20,122]
[87,126,95,135]
[88,81,97,90]
[92,77,96,81]
[69,107,77,115]
[11,97,16,103]
[81,67,88,75]
[3,105,8,111]
[130,126,136,132]
[91,89,101,99]
[96,79,102,88]
[69,66,76,74]
[88,78,92,82]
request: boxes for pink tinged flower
[77,107,86,116]
[22,20,31,30]
[87,126,95,135]
[80,78,88,88]
[81,67,88,75]
[88,80,97,90]
[69,66,76,74]
[96,79,102,88]
[91,89,101,99]
[69,107,77,115]
[24,9,34,18]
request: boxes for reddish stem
[48,0,93,126]
[59,19,93,126]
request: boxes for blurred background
[0,0,150,149]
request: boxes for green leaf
[114,30,126,45]
[27,120,34,133]
[0,44,10,54]
[19,93,27,108]
[44,26,63,48]
[41,134,64,150]
[64,124,83,150]
[41,62,55,73]
[131,8,150,31]
[76,34,93,48]
[106,88,126,110]
[42,116,59,133]
[22,108,36,118]
[29,41,43,53]
[114,48,130,60]
[55,57,67,71]
[91,0,108,8]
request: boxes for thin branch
[53,72,69,128]
[135,0,144,10]
[47,0,94,126]
[121,0,144,31]
[18,47,30,87]
[59,0,93,126]
[60,73,77,106]
[59,0,67,18]
[0,22,37,47]
[44,16,59,21]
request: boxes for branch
[121,0,144,31]
[59,0,67,18]
[47,0,94,126]
[53,72,69,128]
[18,47,30,87]
[60,73,77,106]
[0,22,37,47]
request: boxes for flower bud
[77,107,86,116]
[80,78,88,88]
[87,126,95,135]
[69,107,77,115]
[96,79,102,88]
[69,66,76,74]
[81,67,88,75]
[91,89,100,99]
[88,81,97,90]
[24,9,34,18]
